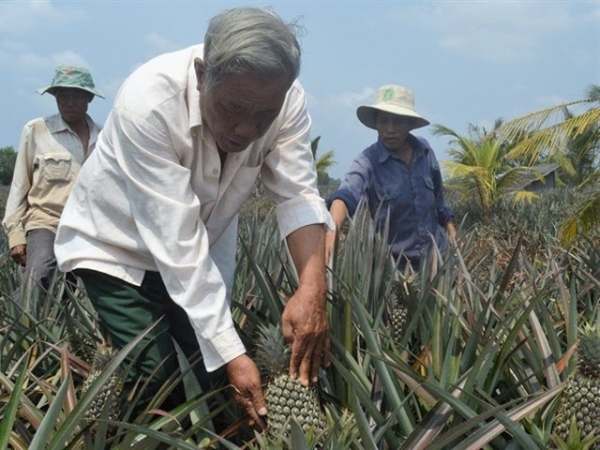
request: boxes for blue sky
[0,0,598,179]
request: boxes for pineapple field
[1,186,600,449]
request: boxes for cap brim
[356,105,429,130]
[37,84,105,99]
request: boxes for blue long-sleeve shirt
[328,134,454,266]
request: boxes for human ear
[194,57,206,92]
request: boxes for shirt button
[212,168,219,175]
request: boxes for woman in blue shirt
[327,85,456,271]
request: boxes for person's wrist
[226,353,247,369]
[299,281,327,304]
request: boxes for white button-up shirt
[55,44,333,371]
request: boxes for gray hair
[203,8,302,89]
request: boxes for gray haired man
[55,7,332,426]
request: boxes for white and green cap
[37,65,104,98]
[356,85,429,130]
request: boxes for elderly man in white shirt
[55,7,333,426]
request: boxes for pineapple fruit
[80,343,123,423]
[553,325,600,447]
[389,276,413,347]
[255,324,326,438]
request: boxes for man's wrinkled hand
[10,244,26,267]
[281,288,330,386]
[226,354,267,429]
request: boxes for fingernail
[258,407,268,416]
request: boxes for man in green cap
[2,65,104,306]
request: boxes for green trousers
[75,269,225,414]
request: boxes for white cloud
[308,87,375,131]
[438,29,537,62]
[308,87,379,153]
[1,46,95,99]
[49,50,92,69]
[388,1,579,63]
[144,32,178,56]
[12,51,49,70]
[0,1,91,80]
[326,87,375,108]
[9,49,91,75]
[0,0,85,35]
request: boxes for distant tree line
[0,146,16,185]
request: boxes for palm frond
[559,188,600,244]
[500,104,600,165]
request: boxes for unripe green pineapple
[554,325,600,448]
[81,344,123,422]
[255,324,326,437]
[389,276,413,346]
[390,301,408,346]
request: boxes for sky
[0,0,598,180]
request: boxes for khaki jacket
[2,114,101,248]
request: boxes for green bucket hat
[37,65,104,98]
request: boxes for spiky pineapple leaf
[289,419,311,450]
[238,238,284,323]
[0,354,28,450]
[255,323,289,377]
[28,371,73,449]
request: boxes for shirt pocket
[423,177,435,191]
[37,153,74,182]
[423,176,436,202]
[372,180,408,226]
[374,179,406,204]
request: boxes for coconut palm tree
[495,85,600,167]
[311,135,337,185]
[432,123,538,218]
[493,85,600,243]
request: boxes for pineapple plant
[553,325,600,448]
[254,323,327,438]
[80,343,124,423]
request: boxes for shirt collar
[376,134,428,163]
[46,113,93,135]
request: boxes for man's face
[195,60,291,153]
[54,88,92,125]
[375,111,416,151]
